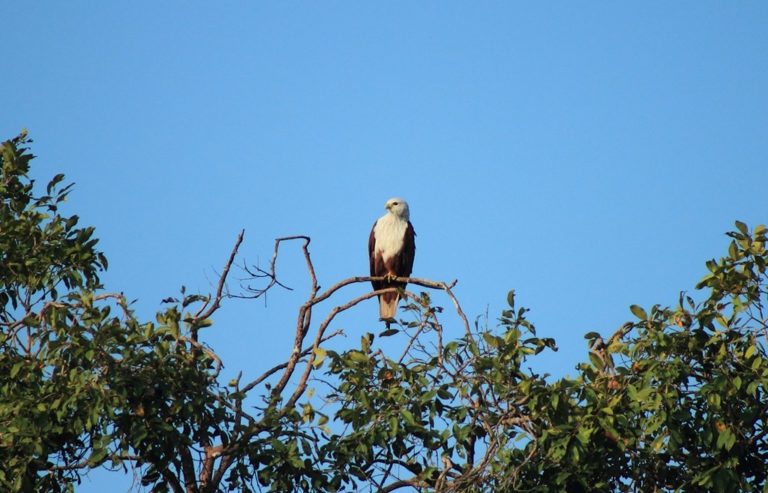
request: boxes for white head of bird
[385,198,410,221]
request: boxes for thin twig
[193,229,245,323]
[240,329,343,395]
[238,235,312,299]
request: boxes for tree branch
[376,478,428,493]
[238,235,314,299]
[240,329,343,395]
[192,229,245,331]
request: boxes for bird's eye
[393,202,399,205]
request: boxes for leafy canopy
[1,132,767,492]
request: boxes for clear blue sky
[3,2,768,491]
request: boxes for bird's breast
[373,216,408,262]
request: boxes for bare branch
[376,478,429,493]
[240,329,343,395]
[238,235,314,299]
[193,229,245,324]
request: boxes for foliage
[0,131,109,491]
[517,219,768,492]
[0,133,229,492]
[1,132,767,492]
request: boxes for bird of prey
[368,197,416,322]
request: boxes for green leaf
[482,332,499,348]
[87,447,108,466]
[313,347,327,368]
[576,426,592,445]
[46,173,65,194]
[347,351,369,364]
[716,426,735,450]
[629,304,647,320]
[507,290,515,308]
[728,241,739,259]
[747,380,759,396]
[588,352,604,370]
[735,220,749,235]
[732,375,742,390]
[631,386,653,403]
[401,409,416,426]
[361,332,373,353]
[745,344,757,359]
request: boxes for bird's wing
[368,220,377,276]
[400,221,416,277]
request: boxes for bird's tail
[378,291,399,322]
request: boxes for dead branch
[237,235,314,299]
[240,329,343,395]
[193,229,245,327]
[309,276,471,338]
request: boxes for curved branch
[311,276,470,337]
[240,329,343,395]
[376,478,428,493]
[309,275,455,308]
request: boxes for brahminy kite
[368,197,416,322]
